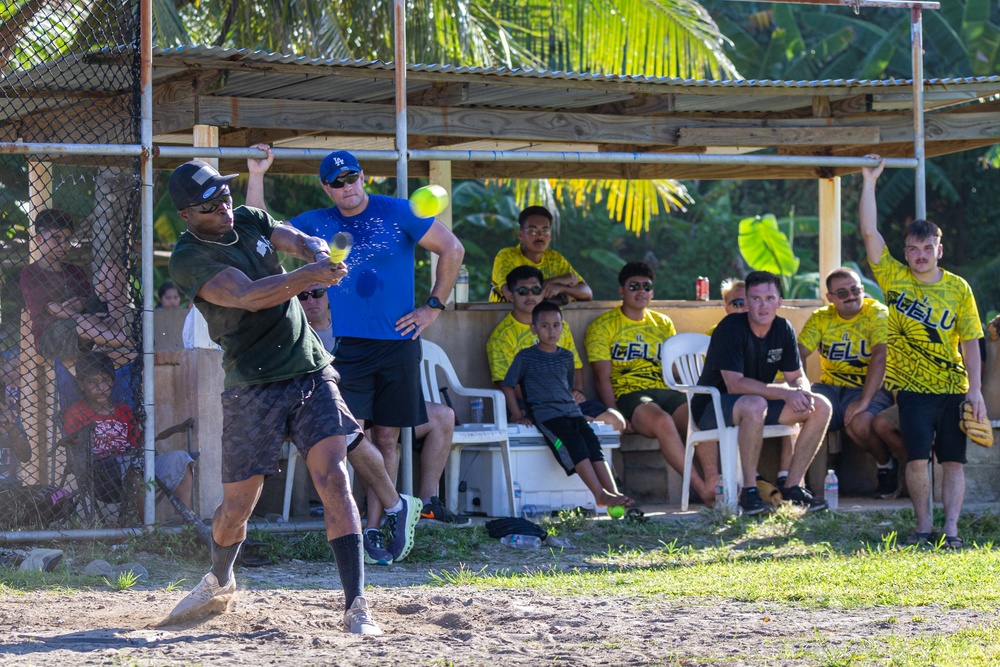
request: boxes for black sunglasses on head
[324,172,361,189]
[627,281,653,292]
[297,289,327,301]
[512,285,543,296]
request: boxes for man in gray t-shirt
[500,302,632,509]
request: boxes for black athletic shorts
[695,394,786,430]
[897,391,967,464]
[220,365,362,483]
[333,337,428,428]
[537,415,605,476]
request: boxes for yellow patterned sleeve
[585,311,614,363]
[955,279,984,342]
[865,300,889,346]
[560,325,583,369]
[797,308,824,353]
[490,246,520,302]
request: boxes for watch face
[428,297,445,310]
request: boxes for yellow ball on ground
[409,185,449,218]
[608,504,625,519]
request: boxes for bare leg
[365,425,401,530]
[593,408,626,432]
[632,402,710,502]
[414,403,454,501]
[778,396,832,488]
[846,411,892,466]
[906,459,933,534]
[214,476,265,547]
[306,435,363,540]
[733,396,767,488]
[940,461,965,538]
[574,458,632,506]
[347,436,401,528]
[873,415,907,463]
[779,434,795,473]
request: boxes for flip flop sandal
[624,508,648,523]
[942,535,964,550]
[905,531,934,546]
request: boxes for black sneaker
[739,487,770,515]
[780,484,828,512]
[874,462,901,499]
[362,529,393,566]
[776,474,788,489]
[420,496,473,527]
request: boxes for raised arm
[245,143,273,211]
[860,155,887,266]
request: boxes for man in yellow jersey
[586,261,718,505]
[488,266,624,431]
[861,156,986,549]
[798,267,905,499]
[489,206,591,303]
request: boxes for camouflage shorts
[219,365,362,483]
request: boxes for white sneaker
[343,596,383,635]
[154,572,236,626]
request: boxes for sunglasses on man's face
[325,172,361,189]
[190,192,231,214]
[297,289,327,301]
[512,285,543,296]
[728,298,745,309]
[627,281,653,292]
[833,286,863,299]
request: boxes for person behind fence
[298,282,470,528]
[0,354,30,491]
[501,301,633,510]
[586,261,718,505]
[157,281,182,309]
[694,270,832,515]
[163,157,418,634]
[20,209,130,363]
[488,266,625,431]
[62,351,194,518]
[860,156,985,549]
[797,267,906,499]
[489,206,592,303]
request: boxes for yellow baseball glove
[960,400,993,448]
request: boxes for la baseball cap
[319,150,361,184]
[169,160,238,209]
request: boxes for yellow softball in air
[409,185,449,218]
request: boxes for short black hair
[904,219,942,244]
[505,265,544,290]
[34,208,75,235]
[531,300,562,326]
[824,267,860,292]
[745,270,783,298]
[76,351,115,382]
[618,261,655,286]
[518,206,553,228]
[157,280,179,300]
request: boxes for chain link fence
[1,0,145,530]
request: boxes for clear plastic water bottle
[470,397,484,423]
[512,481,522,516]
[521,504,551,519]
[824,469,839,510]
[715,474,724,499]
[455,264,469,303]
[500,534,542,549]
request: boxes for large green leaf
[737,214,799,277]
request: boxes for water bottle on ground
[824,469,839,510]
[500,534,542,549]
[470,396,484,423]
[521,504,552,519]
[455,264,470,303]
[715,474,724,500]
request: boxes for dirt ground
[0,552,995,667]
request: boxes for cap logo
[201,185,218,199]
[190,164,220,185]
[332,158,344,167]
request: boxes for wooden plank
[678,126,880,146]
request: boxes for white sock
[777,470,789,480]
[876,459,893,469]
[386,498,403,514]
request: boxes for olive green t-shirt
[169,206,330,389]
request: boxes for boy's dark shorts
[537,415,605,476]
[897,391,967,464]
[517,398,610,421]
[220,365,362,484]
[695,394,786,430]
[333,337,428,428]
[616,388,686,422]
[810,383,894,432]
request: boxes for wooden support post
[818,177,842,287]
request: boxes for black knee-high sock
[330,534,364,611]
[211,539,242,586]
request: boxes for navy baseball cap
[169,160,238,209]
[319,151,361,184]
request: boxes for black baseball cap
[319,150,361,184]
[169,160,238,209]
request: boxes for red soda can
[696,276,710,301]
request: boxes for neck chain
[184,228,240,247]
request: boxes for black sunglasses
[728,298,745,309]
[190,192,231,214]
[297,289,327,301]
[324,172,361,189]
[512,285,543,296]
[833,286,863,299]
[627,281,653,292]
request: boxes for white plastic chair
[661,332,796,510]
[418,339,516,517]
